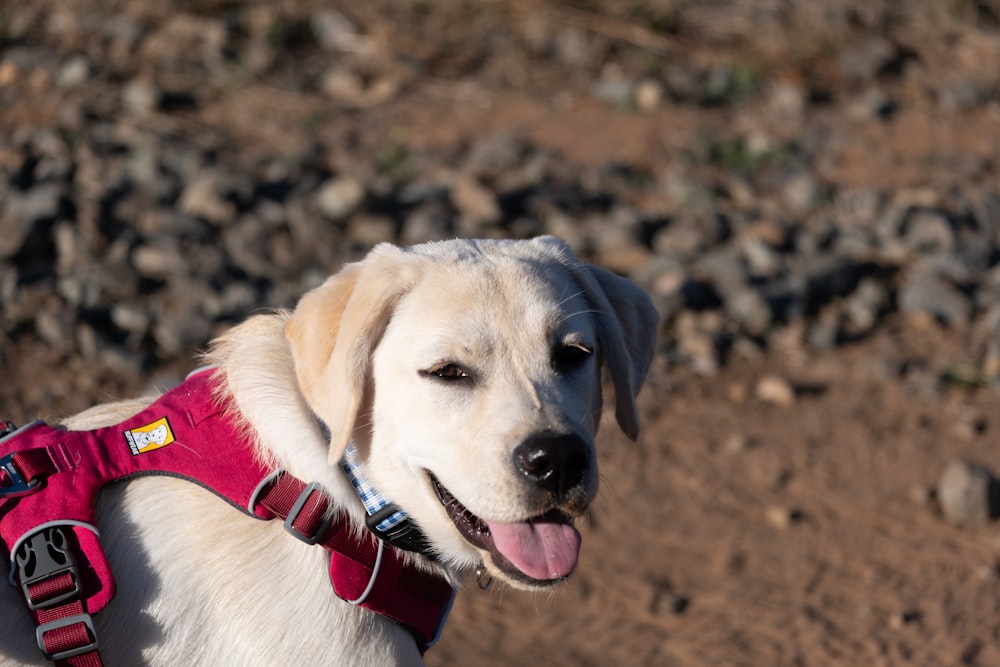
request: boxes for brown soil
[430,317,1000,667]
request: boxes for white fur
[1,236,657,666]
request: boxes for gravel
[1,0,1000,393]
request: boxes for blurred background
[2,1,1000,665]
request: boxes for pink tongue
[485,517,582,581]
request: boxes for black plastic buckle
[1,453,41,498]
[15,526,82,610]
[283,483,333,545]
[366,504,434,556]
[36,613,98,661]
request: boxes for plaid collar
[340,444,408,533]
[339,444,435,556]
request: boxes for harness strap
[250,471,457,651]
[35,599,100,666]
[2,447,59,487]
[14,525,101,665]
[1,370,455,661]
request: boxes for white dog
[1,236,657,666]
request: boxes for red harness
[0,369,454,665]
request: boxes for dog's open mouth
[429,474,581,585]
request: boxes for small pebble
[937,459,999,528]
[766,506,801,529]
[756,376,796,407]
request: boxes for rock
[899,267,972,325]
[465,134,526,177]
[111,302,151,335]
[588,208,648,273]
[221,218,273,278]
[634,79,663,112]
[721,433,751,455]
[450,174,501,226]
[693,248,747,298]
[741,236,782,278]
[312,9,369,53]
[56,55,88,88]
[838,36,897,83]
[902,209,955,254]
[649,580,689,616]
[842,278,889,335]
[675,311,722,375]
[179,169,237,225]
[150,284,214,355]
[35,308,75,352]
[937,460,1000,528]
[132,242,182,280]
[0,183,63,257]
[726,287,772,337]
[53,222,85,275]
[806,307,841,349]
[122,78,159,117]
[889,610,923,630]
[766,506,801,529]
[316,176,365,221]
[320,67,398,108]
[765,79,806,122]
[401,202,452,245]
[755,375,796,406]
[908,484,935,506]
[592,76,634,107]
[654,219,706,259]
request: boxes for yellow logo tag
[124,417,175,455]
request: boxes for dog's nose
[513,433,590,496]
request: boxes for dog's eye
[553,343,593,371]
[423,363,472,382]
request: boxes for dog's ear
[583,263,659,440]
[532,236,659,441]
[285,244,419,462]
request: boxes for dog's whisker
[554,288,586,310]
[554,307,600,326]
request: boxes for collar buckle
[365,505,434,555]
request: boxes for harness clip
[15,526,82,610]
[0,453,41,498]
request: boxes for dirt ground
[431,319,1000,667]
[4,1,1000,665]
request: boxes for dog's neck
[208,314,461,647]
[338,442,438,556]
[209,314,358,507]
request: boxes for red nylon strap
[12,448,60,481]
[251,473,453,650]
[26,571,78,608]
[254,473,382,563]
[256,474,332,540]
[33,599,101,667]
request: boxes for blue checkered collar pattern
[340,443,409,533]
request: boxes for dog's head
[285,236,658,589]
